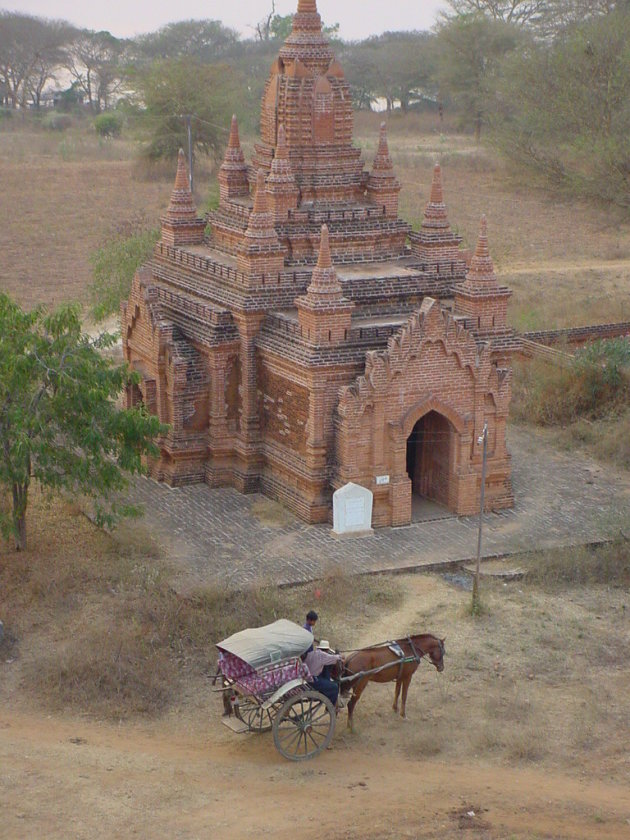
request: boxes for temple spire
[237,170,285,277]
[367,123,400,218]
[296,225,354,344]
[267,125,299,221]
[165,149,196,220]
[373,122,393,172]
[218,114,250,202]
[455,215,511,331]
[253,169,269,214]
[466,216,497,286]
[423,163,448,230]
[280,0,333,72]
[408,162,465,269]
[161,149,205,246]
[305,225,343,301]
[228,113,241,148]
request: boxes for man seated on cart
[304,641,343,707]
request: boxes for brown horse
[341,634,445,730]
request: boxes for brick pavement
[129,427,630,593]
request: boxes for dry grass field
[1,114,630,839]
[1,493,629,839]
[2,112,630,330]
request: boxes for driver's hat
[318,640,333,652]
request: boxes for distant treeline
[1,1,628,206]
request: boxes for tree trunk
[12,481,28,552]
[475,113,482,143]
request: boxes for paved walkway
[130,427,630,592]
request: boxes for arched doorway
[406,411,453,517]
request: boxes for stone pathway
[129,427,630,592]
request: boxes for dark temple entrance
[406,411,453,520]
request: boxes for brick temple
[121,0,519,527]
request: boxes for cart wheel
[235,700,273,733]
[272,690,336,761]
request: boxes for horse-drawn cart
[216,619,336,761]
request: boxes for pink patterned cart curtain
[219,651,311,697]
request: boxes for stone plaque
[333,482,374,536]
[345,498,365,528]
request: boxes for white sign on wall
[375,475,390,486]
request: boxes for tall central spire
[280,0,333,72]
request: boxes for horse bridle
[408,635,445,669]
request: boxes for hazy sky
[6,0,448,40]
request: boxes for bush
[89,216,160,321]
[523,540,630,590]
[512,339,630,426]
[43,112,72,132]
[94,112,123,138]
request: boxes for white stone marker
[333,482,374,537]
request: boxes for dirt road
[2,707,629,840]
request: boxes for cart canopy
[216,619,313,670]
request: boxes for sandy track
[2,702,630,840]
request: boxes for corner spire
[228,113,241,148]
[305,225,342,300]
[430,162,444,205]
[161,149,205,246]
[296,224,355,344]
[166,149,196,220]
[237,170,285,277]
[252,169,269,215]
[466,216,497,285]
[218,115,250,203]
[367,122,400,218]
[267,124,299,222]
[422,163,448,230]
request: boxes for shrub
[43,112,72,132]
[512,339,630,426]
[89,216,160,321]
[94,112,123,138]
[523,541,630,589]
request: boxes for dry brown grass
[0,127,171,311]
[1,490,629,781]
[3,114,630,330]
[0,488,403,720]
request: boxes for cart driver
[304,641,343,708]
[303,610,318,652]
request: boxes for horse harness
[341,637,433,685]
[388,637,425,680]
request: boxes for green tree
[63,29,126,113]
[89,217,159,320]
[134,19,240,61]
[443,0,625,36]
[0,293,167,551]
[492,8,630,206]
[436,14,523,140]
[131,57,238,160]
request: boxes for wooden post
[472,423,488,613]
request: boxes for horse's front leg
[393,678,402,713]
[347,678,369,732]
[401,666,419,719]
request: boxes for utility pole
[472,422,488,614]
[185,114,193,194]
